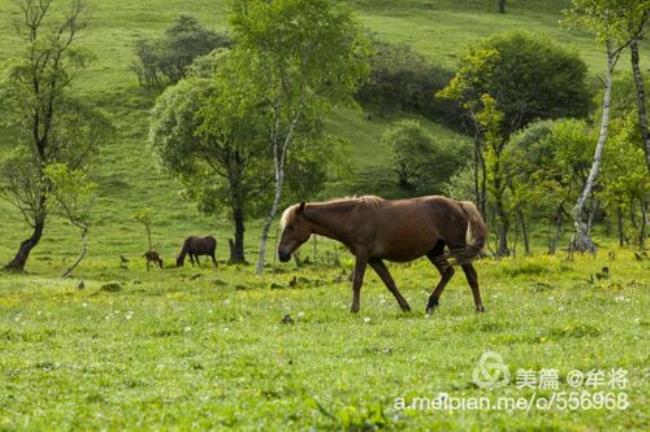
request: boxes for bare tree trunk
[571,45,615,253]
[548,207,562,255]
[5,218,45,271]
[630,38,650,173]
[479,147,488,221]
[511,215,519,257]
[517,209,530,256]
[498,0,506,13]
[229,205,246,263]
[587,199,599,234]
[256,112,300,274]
[473,138,480,212]
[62,226,88,278]
[493,156,509,256]
[639,197,647,249]
[256,178,283,274]
[617,206,626,247]
[146,225,152,251]
[629,199,639,230]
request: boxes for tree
[625,2,650,172]
[563,0,649,252]
[228,0,370,273]
[44,163,95,278]
[355,38,466,132]
[383,120,468,196]
[438,31,590,255]
[0,0,110,271]
[505,119,594,254]
[134,209,154,251]
[598,114,650,248]
[498,0,506,14]
[132,15,231,88]
[150,52,268,263]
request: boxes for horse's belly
[371,236,435,262]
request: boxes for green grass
[1,1,650,429]
[1,0,649,266]
[1,251,648,430]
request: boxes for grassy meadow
[1,0,649,430]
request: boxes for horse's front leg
[350,253,368,313]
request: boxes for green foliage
[384,120,467,196]
[599,113,650,215]
[132,15,231,88]
[438,31,591,136]
[562,0,650,47]
[149,57,271,222]
[505,118,595,218]
[44,163,96,229]
[356,37,466,131]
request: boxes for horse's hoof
[350,306,360,313]
[401,303,412,312]
[426,306,436,315]
[476,306,485,313]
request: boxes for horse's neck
[305,201,357,241]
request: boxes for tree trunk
[493,155,509,256]
[548,208,562,255]
[639,198,647,249]
[256,173,283,274]
[497,221,509,257]
[146,225,152,251]
[587,199,599,234]
[571,46,615,253]
[229,205,246,263]
[518,209,530,256]
[255,112,300,274]
[479,146,488,221]
[62,226,88,278]
[630,38,650,173]
[498,0,506,13]
[473,137,481,214]
[629,199,639,230]
[5,219,45,271]
[617,206,626,247]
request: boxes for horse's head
[278,202,311,262]
[176,254,184,267]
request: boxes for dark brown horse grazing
[176,236,218,267]
[278,195,487,314]
[144,250,163,270]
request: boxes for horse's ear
[296,202,306,215]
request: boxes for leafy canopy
[438,31,591,137]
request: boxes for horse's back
[363,195,470,260]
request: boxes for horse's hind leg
[210,252,218,268]
[461,263,485,312]
[350,254,368,313]
[369,260,411,312]
[426,241,455,314]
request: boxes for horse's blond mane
[280,195,384,229]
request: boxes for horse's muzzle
[278,251,291,262]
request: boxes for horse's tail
[458,201,487,261]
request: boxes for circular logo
[472,351,510,389]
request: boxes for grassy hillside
[1,2,649,430]
[0,0,649,269]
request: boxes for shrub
[132,16,231,88]
[356,38,468,132]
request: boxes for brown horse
[176,236,218,267]
[144,250,163,270]
[278,195,487,314]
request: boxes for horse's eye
[287,225,293,231]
